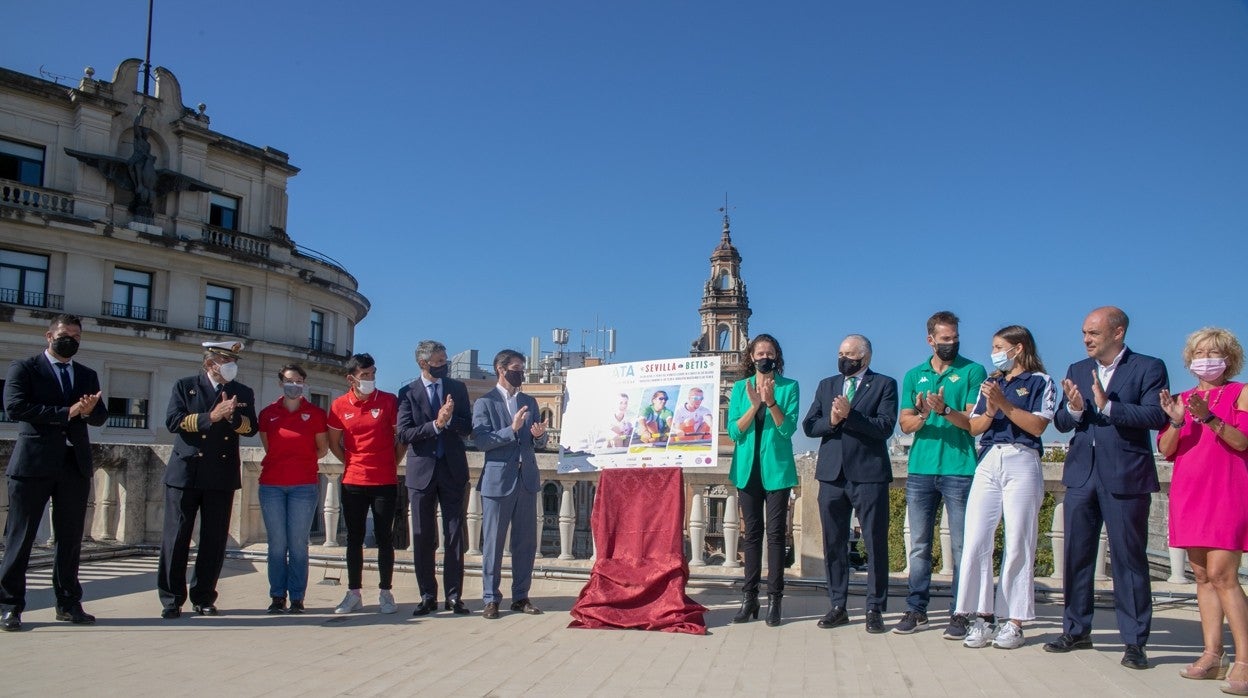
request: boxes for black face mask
[52,335,80,359]
[504,369,525,389]
[934,342,959,362]
[427,364,449,380]
[838,356,864,376]
[755,357,776,374]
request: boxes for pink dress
[1165,381,1248,550]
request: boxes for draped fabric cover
[568,467,707,634]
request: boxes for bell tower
[690,212,752,432]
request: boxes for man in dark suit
[157,340,257,618]
[472,349,548,620]
[0,314,107,631]
[1044,307,1168,670]
[803,334,898,634]
[398,340,473,616]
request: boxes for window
[0,379,10,422]
[716,324,731,351]
[201,283,235,332]
[0,249,52,307]
[309,309,333,353]
[110,268,153,320]
[310,392,330,411]
[0,138,44,186]
[717,270,730,290]
[106,370,150,429]
[209,193,239,230]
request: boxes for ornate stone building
[0,60,369,444]
[689,213,751,434]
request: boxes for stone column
[722,493,740,568]
[1049,491,1065,580]
[1168,547,1188,585]
[322,472,342,547]
[466,489,482,555]
[938,503,953,576]
[1094,525,1110,581]
[688,493,706,567]
[558,489,575,560]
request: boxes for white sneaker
[963,617,993,648]
[334,589,362,615]
[992,621,1025,649]
[378,590,397,615]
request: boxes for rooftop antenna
[718,192,734,228]
[142,0,155,95]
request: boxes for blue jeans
[905,474,973,614]
[259,484,319,601]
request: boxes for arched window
[539,407,553,426]
[716,324,731,351]
[717,270,731,290]
[542,482,560,516]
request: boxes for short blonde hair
[1182,327,1244,379]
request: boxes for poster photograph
[557,356,721,473]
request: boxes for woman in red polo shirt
[327,353,404,615]
[257,364,328,614]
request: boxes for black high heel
[766,593,783,627]
[732,591,760,623]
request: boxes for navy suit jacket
[803,369,898,483]
[164,372,257,490]
[472,388,548,497]
[1053,348,1168,495]
[397,377,472,490]
[4,354,108,478]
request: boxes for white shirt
[1067,347,1126,419]
[495,384,519,419]
[421,376,443,433]
[44,350,74,392]
[842,366,868,397]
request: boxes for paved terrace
[3,546,1213,697]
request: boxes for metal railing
[198,315,250,336]
[308,337,336,354]
[100,301,167,323]
[0,288,63,309]
[105,414,148,429]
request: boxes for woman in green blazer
[727,333,799,626]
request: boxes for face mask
[217,361,239,382]
[355,379,376,395]
[52,335,80,359]
[838,357,863,376]
[427,364,449,380]
[755,357,776,374]
[282,382,305,400]
[1191,357,1227,382]
[504,369,525,389]
[934,342,959,362]
[990,349,1014,372]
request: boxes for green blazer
[727,374,799,490]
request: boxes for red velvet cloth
[568,467,707,634]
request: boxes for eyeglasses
[689,396,703,401]
[654,397,667,401]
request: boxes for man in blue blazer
[803,334,898,634]
[1044,307,1168,670]
[0,314,107,631]
[397,340,473,616]
[472,349,548,619]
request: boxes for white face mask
[356,379,376,395]
[990,350,1014,372]
[217,361,239,382]
[1190,357,1227,382]
[282,382,305,400]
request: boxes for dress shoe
[482,602,500,620]
[266,597,287,614]
[288,600,305,614]
[732,591,760,623]
[192,604,219,616]
[765,593,782,627]
[865,610,886,634]
[445,600,471,615]
[160,607,182,620]
[411,598,438,617]
[510,599,543,615]
[1,609,21,631]
[55,605,96,624]
[1122,644,1149,670]
[817,606,848,629]
[1043,633,1093,653]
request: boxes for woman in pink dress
[1159,327,1248,692]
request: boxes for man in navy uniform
[157,340,257,618]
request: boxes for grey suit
[472,387,547,605]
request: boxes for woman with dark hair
[727,333,799,626]
[257,364,328,613]
[957,326,1056,650]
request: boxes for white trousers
[954,444,1045,621]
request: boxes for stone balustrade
[0,440,1190,585]
[0,178,75,215]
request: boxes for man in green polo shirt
[892,311,986,639]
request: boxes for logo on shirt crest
[189,389,196,396]
[268,416,280,422]
[344,413,356,420]
[301,413,311,422]
[1016,387,1030,396]
[918,377,929,384]
[370,408,381,419]
[949,375,960,383]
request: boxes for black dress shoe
[411,598,437,617]
[192,604,219,616]
[160,607,182,620]
[266,597,287,614]
[1,609,21,631]
[288,600,305,614]
[510,599,543,615]
[1043,633,1093,653]
[865,610,886,634]
[482,602,500,620]
[1122,644,1149,670]
[445,600,471,615]
[55,605,96,624]
[817,606,849,629]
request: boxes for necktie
[428,383,445,458]
[55,363,72,402]
[847,376,858,401]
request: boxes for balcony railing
[0,288,64,309]
[201,225,270,259]
[100,302,166,324]
[0,179,75,215]
[198,316,250,336]
[308,337,336,354]
[105,414,148,429]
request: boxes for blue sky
[7,2,1248,449]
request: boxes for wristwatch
[1200,413,1217,424]
[941,406,952,416]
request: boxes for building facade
[0,59,369,444]
[689,214,751,436]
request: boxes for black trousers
[738,463,791,596]
[157,486,235,609]
[341,484,396,590]
[409,465,467,603]
[819,477,890,612]
[0,452,90,612]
